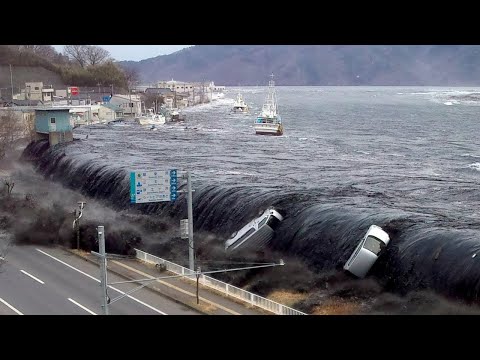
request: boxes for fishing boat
[135,108,166,126]
[232,93,249,113]
[168,109,186,122]
[253,74,283,136]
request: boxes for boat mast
[272,73,277,113]
[266,73,277,115]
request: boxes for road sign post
[130,169,178,204]
[130,168,194,271]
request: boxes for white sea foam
[461,153,480,158]
[467,163,480,171]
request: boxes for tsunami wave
[21,140,480,303]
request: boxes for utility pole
[129,88,132,117]
[73,201,86,250]
[97,226,109,315]
[187,171,194,271]
[9,64,14,101]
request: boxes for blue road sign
[130,169,178,203]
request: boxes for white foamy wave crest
[235,88,263,94]
[182,98,234,113]
[212,169,257,176]
[467,163,480,171]
[461,153,480,158]
[444,101,453,106]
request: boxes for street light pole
[97,226,109,315]
[196,266,201,304]
[187,171,194,271]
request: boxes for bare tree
[64,45,88,68]
[0,109,24,160]
[34,45,58,60]
[22,112,36,142]
[142,93,164,109]
[85,45,110,66]
[19,45,41,52]
[18,45,58,61]
[124,67,140,90]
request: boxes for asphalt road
[0,245,200,315]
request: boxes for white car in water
[343,225,390,278]
[225,208,284,253]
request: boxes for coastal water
[23,86,480,301]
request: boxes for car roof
[366,225,390,245]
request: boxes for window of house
[35,87,39,90]
[50,118,56,124]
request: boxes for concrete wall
[49,131,73,146]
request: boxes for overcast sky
[52,45,192,61]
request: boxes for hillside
[119,45,480,86]
[0,46,130,95]
[0,65,65,93]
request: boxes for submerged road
[0,245,199,315]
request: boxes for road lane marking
[20,270,45,284]
[36,248,167,315]
[0,297,24,315]
[112,260,241,315]
[68,298,97,315]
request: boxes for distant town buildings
[134,79,225,108]
[0,77,226,146]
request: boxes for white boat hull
[254,123,283,136]
[137,116,166,126]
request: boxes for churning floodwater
[23,86,480,302]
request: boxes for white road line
[20,270,45,284]
[36,248,167,315]
[0,297,24,315]
[68,298,97,315]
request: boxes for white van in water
[343,225,390,278]
[225,208,284,253]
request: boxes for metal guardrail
[134,249,306,315]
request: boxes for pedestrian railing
[134,249,306,315]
